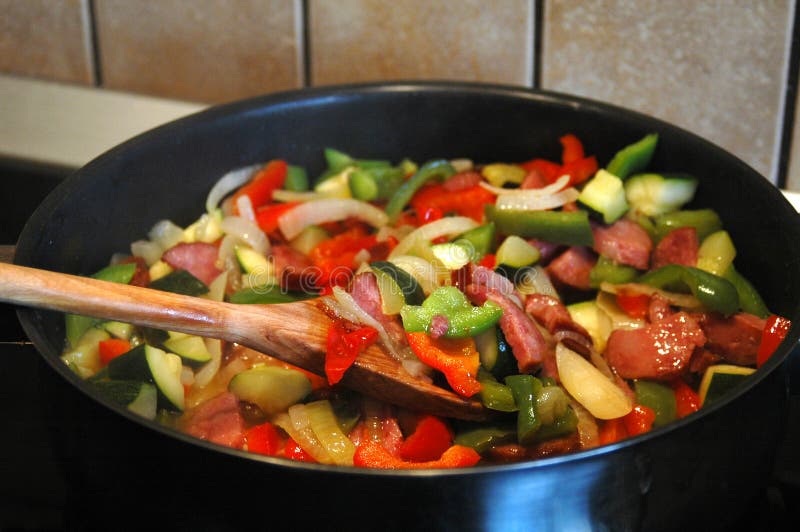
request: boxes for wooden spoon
[0,263,488,421]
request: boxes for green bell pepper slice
[385,159,456,221]
[653,209,723,242]
[590,256,639,287]
[606,133,659,180]
[454,222,496,261]
[400,286,502,338]
[505,374,542,445]
[284,165,309,192]
[637,264,739,316]
[454,425,517,454]
[722,265,770,318]
[477,368,518,412]
[634,380,677,427]
[486,206,594,246]
[534,406,579,442]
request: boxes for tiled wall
[2,0,799,188]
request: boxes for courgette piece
[577,169,629,224]
[92,380,158,420]
[162,334,213,367]
[431,242,473,270]
[566,300,613,352]
[228,365,312,415]
[698,364,756,406]
[235,245,271,274]
[454,222,496,261]
[475,325,500,370]
[61,328,111,378]
[107,344,185,411]
[370,260,425,305]
[289,225,330,255]
[625,173,698,216]
[228,286,305,304]
[371,266,406,315]
[102,321,135,340]
[148,269,209,296]
[495,235,540,268]
[696,230,736,276]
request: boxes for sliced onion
[193,338,222,388]
[272,189,326,203]
[495,187,579,211]
[450,158,474,172]
[180,366,195,386]
[388,255,444,295]
[375,224,413,243]
[479,174,570,196]
[148,220,185,250]
[131,239,163,266]
[515,265,558,298]
[556,342,632,420]
[599,281,703,309]
[203,271,229,302]
[278,198,389,240]
[553,329,594,355]
[353,248,371,267]
[235,195,256,222]
[389,216,478,259]
[220,215,270,255]
[205,163,262,213]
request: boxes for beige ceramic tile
[0,0,94,84]
[542,0,791,183]
[94,0,302,103]
[308,0,534,86]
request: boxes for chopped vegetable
[757,315,792,367]
[406,332,482,397]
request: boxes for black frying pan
[15,82,800,531]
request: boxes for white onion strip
[220,215,270,255]
[389,216,478,259]
[235,195,256,222]
[278,199,388,240]
[205,163,262,213]
[479,174,570,196]
[496,187,579,211]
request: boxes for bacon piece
[184,392,245,449]
[694,312,765,366]
[605,312,706,380]
[652,227,698,269]
[429,314,450,339]
[467,283,547,374]
[546,247,596,290]
[648,293,674,323]
[527,239,563,264]
[161,242,222,285]
[525,293,592,356]
[689,348,722,375]
[443,170,482,192]
[592,219,652,270]
[120,256,150,287]
[349,272,406,343]
[270,244,314,291]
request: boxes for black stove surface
[0,159,798,531]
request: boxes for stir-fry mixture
[61,134,791,468]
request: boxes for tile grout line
[532,0,543,89]
[776,0,800,189]
[84,0,103,87]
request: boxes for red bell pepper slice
[623,404,656,436]
[255,201,299,234]
[405,332,482,397]
[354,440,480,469]
[560,133,585,164]
[671,379,700,418]
[519,159,561,183]
[325,322,379,385]
[616,292,650,320]
[284,437,317,462]
[232,159,288,213]
[245,422,281,456]
[410,184,495,223]
[560,155,598,187]
[309,226,378,287]
[98,338,132,365]
[397,415,453,462]
[478,253,496,270]
[598,418,627,445]
[757,315,792,367]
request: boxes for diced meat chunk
[695,312,765,366]
[525,293,592,356]
[184,392,245,448]
[161,242,222,285]
[467,284,547,374]
[349,272,406,343]
[271,244,314,291]
[648,293,674,323]
[605,312,706,380]
[652,227,698,269]
[443,171,482,192]
[592,219,652,270]
[546,247,596,291]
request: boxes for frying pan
[14,82,800,531]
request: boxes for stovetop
[1,159,798,530]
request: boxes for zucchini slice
[162,334,213,367]
[370,260,425,305]
[107,344,185,411]
[625,173,698,216]
[495,235,540,268]
[577,169,629,224]
[228,365,312,415]
[698,364,756,406]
